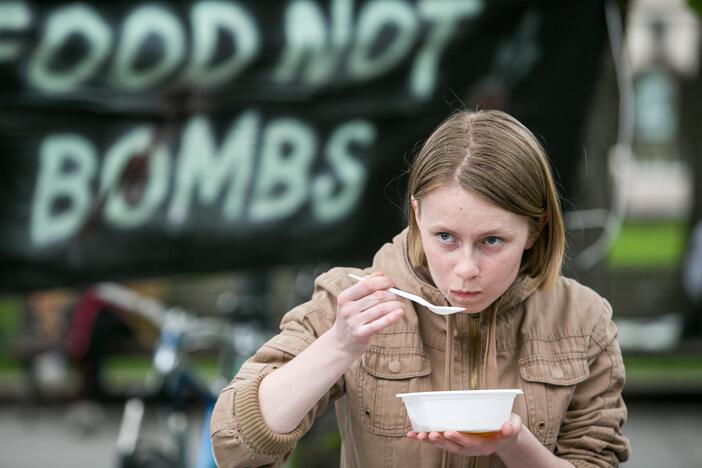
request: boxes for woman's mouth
[450,290,481,300]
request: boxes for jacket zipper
[467,314,481,468]
[468,314,480,390]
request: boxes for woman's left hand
[407,413,522,457]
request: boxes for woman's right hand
[255,271,405,434]
[333,271,405,356]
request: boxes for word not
[0,0,483,98]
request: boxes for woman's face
[412,184,537,313]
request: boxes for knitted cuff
[234,372,306,456]
[565,458,613,468]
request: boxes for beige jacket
[211,229,630,468]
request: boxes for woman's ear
[525,216,546,249]
[411,196,420,221]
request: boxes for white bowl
[396,389,523,433]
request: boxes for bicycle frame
[105,284,265,468]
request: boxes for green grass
[608,221,686,268]
[0,298,22,349]
[0,353,232,396]
[2,352,702,395]
[102,355,221,388]
[623,354,702,385]
[104,354,702,391]
[0,354,24,380]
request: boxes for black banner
[0,0,607,292]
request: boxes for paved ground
[0,398,700,468]
[625,399,702,468]
[0,402,207,468]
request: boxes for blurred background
[0,0,700,467]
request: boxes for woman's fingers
[342,302,405,340]
[352,290,399,315]
[443,431,502,450]
[338,273,404,329]
[427,432,465,453]
[338,273,394,305]
[499,413,522,437]
[334,272,406,349]
[409,429,516,457]
[409,421,524,458]
[352,299,403,325]
[355,307,404,337]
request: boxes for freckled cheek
[482,255,521,282]
[423,245,455,285]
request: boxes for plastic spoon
[347,273,465,315]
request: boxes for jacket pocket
[519,353,589,446]
[355,347,432,437]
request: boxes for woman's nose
[455,249,480,278]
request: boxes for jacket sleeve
[556,299,631,467]
[210,277,345,468]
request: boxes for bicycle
[94,283,267,468]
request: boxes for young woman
[210,110,630,468]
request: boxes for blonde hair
[407,110,565,290]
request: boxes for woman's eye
[437,232,454,243]
[484,236,503,246]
